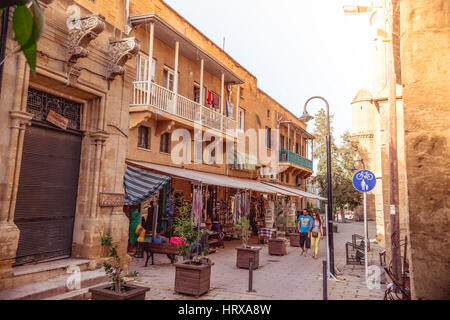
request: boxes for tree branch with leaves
[1,0,46,74]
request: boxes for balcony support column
[287,123,290,151]
[173,41,180,113]
[220,73,225,130]
[300,134,303,157]
[294,129,297,153]
[146,22,154,105]
[236,86,240,121]
[199,58,204,123]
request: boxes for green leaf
[15,1,45,53]
[12,5,34,51]
[22,42,36,74]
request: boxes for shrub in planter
[234,217,261,269]
[89,234,149,300]
[172,206,212,296]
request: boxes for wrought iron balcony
[279,150,313,171]
[131,81,237,136]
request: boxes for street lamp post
[300,96,334,276]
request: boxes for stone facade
[0,0,138,289]
[125,0,314,187]
[400,0,450,300]
[0,0,315,291]
[351,0,450,299]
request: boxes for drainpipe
[0,7,10,98]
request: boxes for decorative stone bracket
[107,37,140,80]
[66,14,106,86]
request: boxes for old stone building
[400,0,450,300]
[351,0,449,299]
[123,0,316,209]
[0,0,318,291]
[0,0,140,289]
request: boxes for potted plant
[89,234,149,300]
[172,199,212,297]
[235,217,262,269]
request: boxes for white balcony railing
[132,81,236,136]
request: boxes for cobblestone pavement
[127,220,386,300]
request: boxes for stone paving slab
[126,221,386,300]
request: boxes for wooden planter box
[174,261,211,297]
[288,233,300,247]
[268,238,287,256]
[89,284,149,300]
[236,246,262,269]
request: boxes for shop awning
[124,165,171,205]
[126,160,297,196]
[262,182,328,201]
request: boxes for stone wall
[400,0,450,300]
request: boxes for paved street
[127,220,386,300]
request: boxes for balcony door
[163,66,176,113]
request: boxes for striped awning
[124,165,171,205]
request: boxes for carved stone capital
[66,14,105,86]
[107,37,140,80]
[90,130,109,144]
[9,110,33,128]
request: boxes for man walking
[297,210,313,257]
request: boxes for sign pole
[364,192,368,286]
[352,169,375,288]
[325,206,330,278]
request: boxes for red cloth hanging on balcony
[206,90,213,105]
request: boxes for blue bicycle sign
[352,170,376,193]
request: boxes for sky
[164,0,374,145]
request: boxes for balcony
[279,150,313,171]
[131,81,237,137]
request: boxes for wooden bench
[140,242,180,266]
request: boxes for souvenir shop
[124,161,305,251]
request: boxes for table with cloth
[258,228,277,243]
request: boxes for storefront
[125,160,298,248]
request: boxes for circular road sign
[352,170,376,193]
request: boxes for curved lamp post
[300,96,335,277]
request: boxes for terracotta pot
[89,284,149,300]
[236,246,262,269]
[174,261,211,297]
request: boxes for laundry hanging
[206,90,213,105]
[226,100,234,118]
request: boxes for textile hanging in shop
[192,187,203,226]
[166,180,174,223]
[265,200,274,228]
[287,202,296,228]
[124,165,170,205]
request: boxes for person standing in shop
[128,204,141,254]
[297,210,313,257]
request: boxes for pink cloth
[170,237,186,245]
